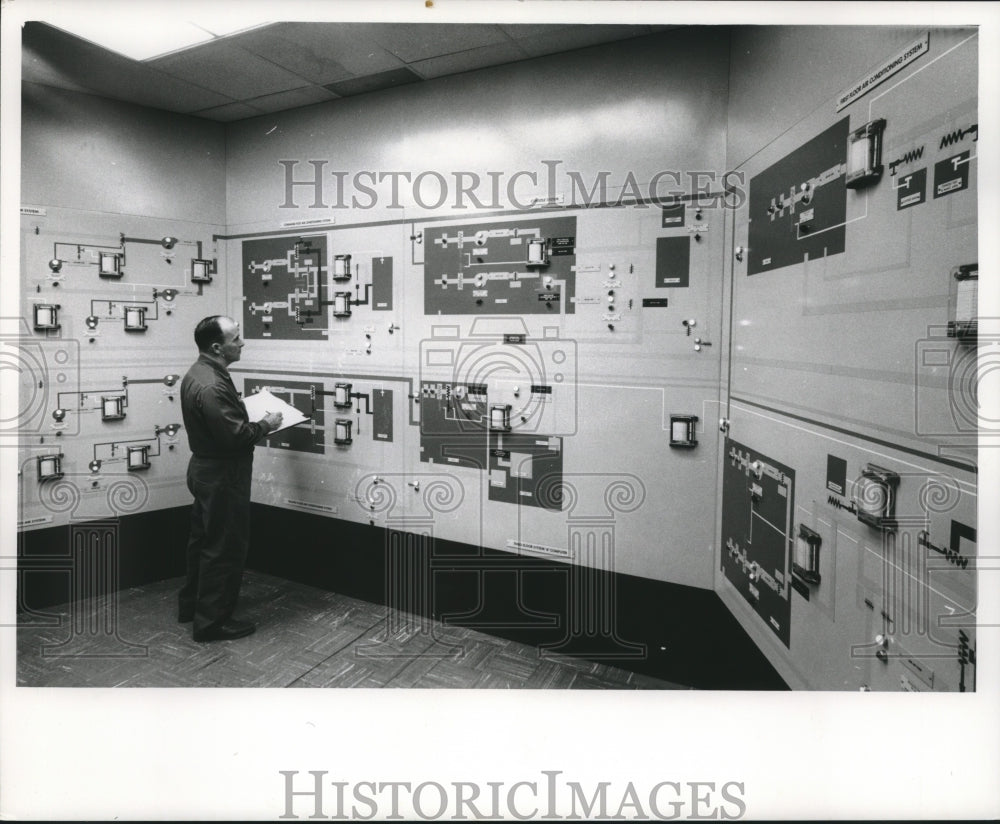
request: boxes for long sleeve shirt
[181,354,266,458]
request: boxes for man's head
[194,315,244,365]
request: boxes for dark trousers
[180,454,253,633]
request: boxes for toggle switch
[875,634,890,663]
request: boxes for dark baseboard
[16,506,189,615]
[246,504,788,690]
[17,503,787,689]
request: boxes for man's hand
[262,411,283,432]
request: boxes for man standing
[179,315,281,641]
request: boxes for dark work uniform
[179,354,267,634]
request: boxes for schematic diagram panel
[242,235,328,339]
[419,381,489,470]
[423,216,577,315]
[721,439,795,647]
[487,431,563,510]
[243,378,323,453]
[418,382,563,510]
[747,117,849,275]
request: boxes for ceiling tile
[244,85,340,114]
[370,23,509,64]
[148,41,310,100]
[23,20,677,122]
[22,23,232,113]
[260,23,407,77]
[191,102,266,122]
[324,68,422,98]
[497,24,572,41]
[227,23,354,86]
[410,41,529,80]
[516,25,657,58]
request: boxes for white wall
[18,83,228,527]
[219,27,733,589]
[719,26,979,690]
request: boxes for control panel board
[242,235,329,339]
[423,216,577,315]
[243,378,325,454]
[720,439,795,647]
[747,117,849,276]
[418,381,564,510]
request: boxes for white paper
[241,388,309,434]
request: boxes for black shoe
[193,619,256,642]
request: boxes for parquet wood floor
[17,571,688,690]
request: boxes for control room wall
[22,82,226,222]
[719,26,979,690]
[221,27,732,590]
[225,28,731,228]
[726,26,932,170]
[18,83,228,540]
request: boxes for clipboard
[242,388,310,435]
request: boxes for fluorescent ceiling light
[36,13,271,61]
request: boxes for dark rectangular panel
[372,389,393,443]
[487,432,563,510]
[661,203,686,228]
[720,439,794,647]
[242,236,328,340]
[244,378,324,454]
[826,454,847,495]
[655,235,690,288]
[371,256,393,311]
[933,151,970,198]
[419,381,488,469]
[747,117,849,276]
[423,216,577,315]
[896,167,927,210]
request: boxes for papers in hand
[242,388,309,435]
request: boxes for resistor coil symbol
[888,146,925,175]
[939,124,978,150]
